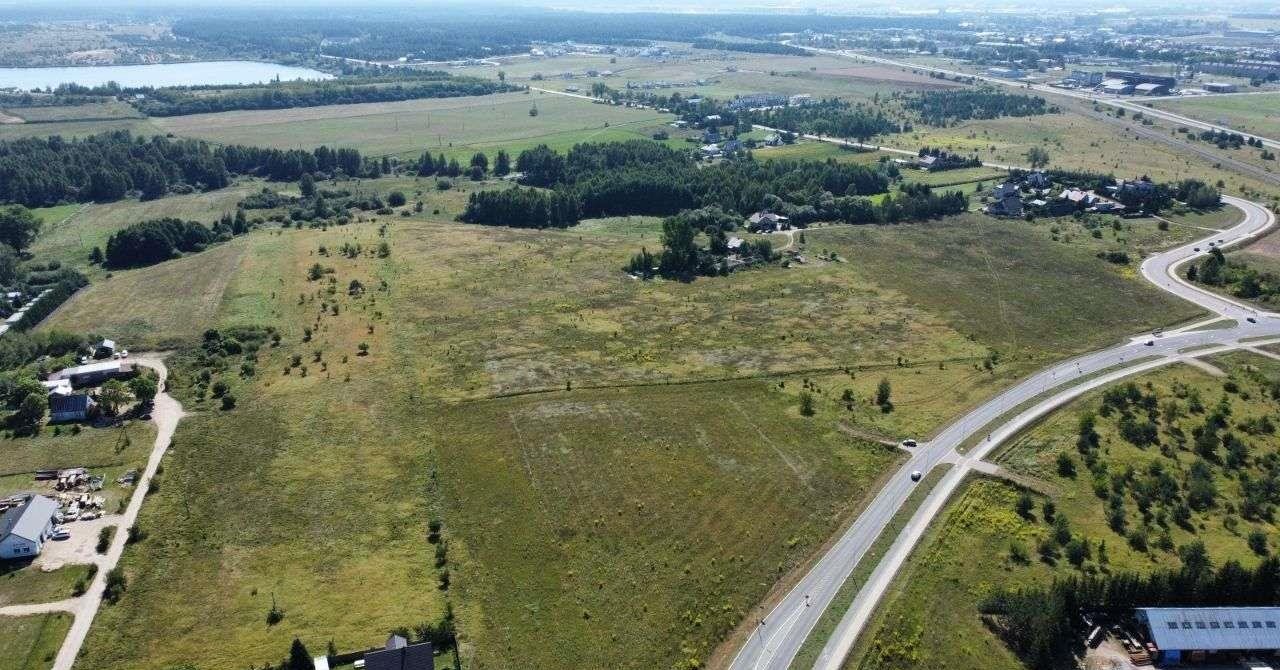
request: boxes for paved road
[728,195,1278,670]
[799,46,1280,151]
[0,356,185,670]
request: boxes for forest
[737,101,901,142]
[688,39,810,56]
[0,132,367,208]
[132,77,516,116]
[103,212,252,269]
[456,140,965,230]
[904,88,1056,126]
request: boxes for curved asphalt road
[728,195,1278,670]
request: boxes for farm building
[50,393,96,423]
[1135,82,1170,96]
[362,634,433,670]
[747,211,790,232]
[1204,82,1238,93]
[0,495,58,560]
[48,360,131,387]
[1138,607,1280,664]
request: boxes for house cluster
[42,339,133,423]
[625,79,715,90]
[723,92,814,112]
[746,211,791,232]
[985,171,1129,218]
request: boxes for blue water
[0,61,333,91]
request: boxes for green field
[1152,92,1280,141]
[148,92,671,160]
[0,563,96,607]
[30,183,261,274]
[846,352,1280,670]
[0,613,72,670]
[2,101,144,123]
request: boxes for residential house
[1060,188,1099,208]
[747,211,789,232]
[0,495,57,560]
[991,182,1021,200]
[362,634,434,670]
[1024,171,1051,189]
[986,195,1024,218]
[763,133,782,147]
[50,394,96,423]
[700,144,722,159]
[788,94,813,107]
[721,139,743,154]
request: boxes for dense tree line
[104,218,223,268]
[459,141,965,230]
[905,88,1055,126]
[738,100,899,142]
[0,131,366,207]
[982,555,1280,668]
[457,187,581,229]
[133,78,516,116]
[689,39,810,56]
[1188,246,1280,303]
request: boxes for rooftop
[1140,607,1280,651]
[0,495,57,543]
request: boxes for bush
[221,394,237,410]
[103,567,127,604]
[96,526,114,554]
[388,191,407,207]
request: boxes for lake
[0,61,333,91]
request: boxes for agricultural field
[0,117,157,141]
[845,352,1280,670]
[1151,92,1280,141]
[0,613,73,670]
[149,91,671,160]
[0,101,144,123]
[466,47,956,102]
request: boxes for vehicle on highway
[1145,340,1154,346]
[901,438,918,448]
[1194,247,1200,252]
[910,471,922,482]
[1248,317,1258,323]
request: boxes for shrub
[96,526,114,554]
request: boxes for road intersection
[729,195,1279,670]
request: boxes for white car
[50,527,71,541]
[79,510,101,521]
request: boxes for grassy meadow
[1151,92,1280,141]
[32,159,1218,669]
[149,92,670,160]
[845,352,1280,670]
[0,613,73,670]
[0,563,96,607]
